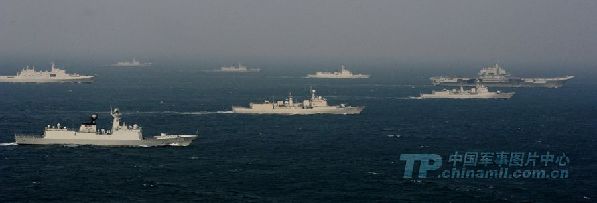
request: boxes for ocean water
[0,66,595,202]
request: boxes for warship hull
[232,106,363,115]
[430,76,574,88]
[417,93,514,99]
[110,64,151,67]
[211,69,260,73]
[0,76,94,83]
[14,135,197,147]
[305,75,369,79]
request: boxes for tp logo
[400,154,442,178]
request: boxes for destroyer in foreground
[430,64,574,88]
[0,63,94,83]
[414,83,514,99]
[232,89,363,114]
[306,65,370,79]
[15,108,198,147]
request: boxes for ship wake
[131,111,234,115]
[48,110,234,115]
[397,96,422,100]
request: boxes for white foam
[0,142,17,146]
[399,96,421,100]
[131,111,234,115]
[177,111,233,115]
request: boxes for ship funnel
[90,114,98,124]
[82,114,98,125]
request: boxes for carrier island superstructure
[430,64,574,88]
[232,89,363,114]
[15,108,198,147]
[0,63,94,83]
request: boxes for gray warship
[414,83,514,99]
[430,64,574,88]
[213,63,260,72]
[0,63,94,83]
[110,58,152,67]
[306,65,370,79]
[232,89,364,115]
[15,108,198,147]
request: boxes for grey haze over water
[0,0,596,69]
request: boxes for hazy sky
[0,0,596,66]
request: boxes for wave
[44,110,234,115]
[175,110,234,115]
[0,142,17,146]
[129,111,234,115]
[400,96,422,100]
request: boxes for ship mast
[288,92,293,106]
[111,108,122,130]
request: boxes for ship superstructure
[15,108,197,147]
[110,58,152,67]
[0,63,94,83]
[306,65,370,79]
[415,83,515,99]
[232,89,363,114]
[430,64,574,88]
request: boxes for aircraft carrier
[430,64,574,88]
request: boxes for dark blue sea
[0,64,595,202]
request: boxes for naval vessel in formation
[0,63,94,83]
[110,58,152,67]
[430,64,574,88]
[306,65,370,79]
[14,108,198,147]
[414,83,515,99]
[212,63,260,72]
[232,89,364,114]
